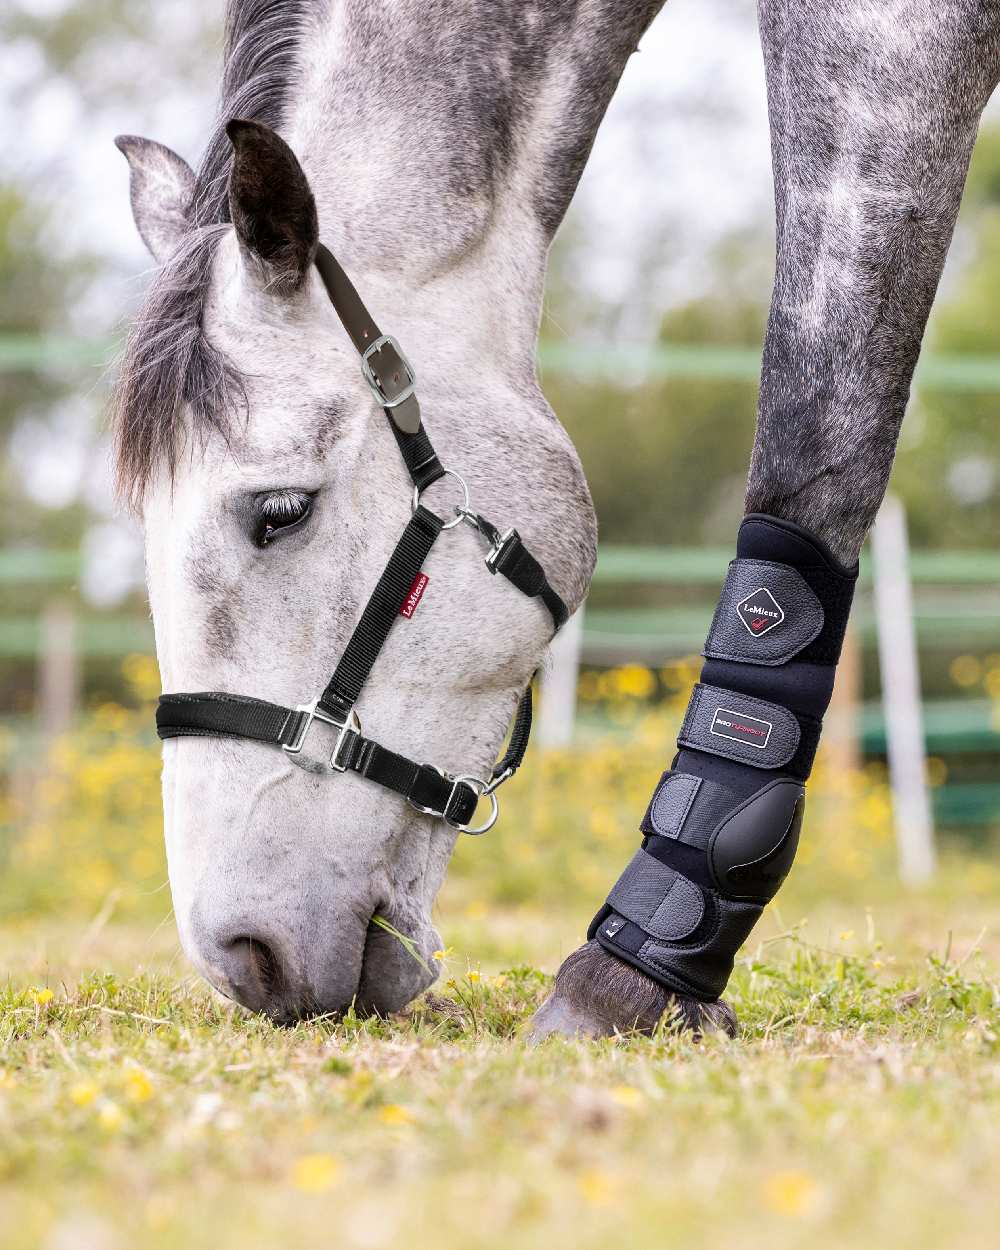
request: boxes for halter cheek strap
[155,241,567,835]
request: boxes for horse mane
[113,0,315,511]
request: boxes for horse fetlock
[526,941,737,1042]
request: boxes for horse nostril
[247,937,283,994]
[218,934,293,1016]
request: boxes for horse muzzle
[185,899,437,1022]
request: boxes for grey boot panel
[704,558,824,666]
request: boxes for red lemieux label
[400,573,429,619]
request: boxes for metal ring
[448,774,500,836]
[412,469,470,531]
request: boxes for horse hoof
[526,939,738,1042]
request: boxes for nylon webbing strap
[388,421,445,491]
[156,682,537,830]
[490,532,569,630]
[154,692,298,744]
[319,505,443,718]
[340,734,479,825]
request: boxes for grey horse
[114,0,999,1034]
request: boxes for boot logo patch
[710,707,773,749]
[736,586,785,636]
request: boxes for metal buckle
[412,468,471,531]
[360,334,416,409]
[282,699,361,775]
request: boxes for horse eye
[253,490,315,547]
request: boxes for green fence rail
[11,333,1000,392]
[5,545,1000,586]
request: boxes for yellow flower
[762,1170,819,1217]
[838,930,854,942]
[609,1084,643,1109]
[577,1169,615,1206]
[97,1101,125,1132]
[378,1103,415,1127]
[30,987,54,1006]
[467,970,481,983]
[69,1081,99,1107]
[949,654,981,688]
[292,1153,341,1193]
[431,947,453,962]
[614,664,656,699]
[124,1068,154,1103]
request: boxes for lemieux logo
[400,573,429,619]
[736,586,785,637]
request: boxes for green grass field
[2,691,999,1249]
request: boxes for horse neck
[284,148,547,379]
[277,1,660,376]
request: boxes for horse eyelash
[259,489,313,520]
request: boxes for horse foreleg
[530,0,1000,1042]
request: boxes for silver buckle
[282,699,360,775]
[360,335,416,409]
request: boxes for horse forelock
[113,0,318,511]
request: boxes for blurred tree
[543,226,771,547]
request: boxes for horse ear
[225,119,319,295]
[115,135,195,262]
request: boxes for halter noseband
[154,242,567,835]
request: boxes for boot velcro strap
[606,847,706,942]
[679,683,802,769]
[639,770,737,851]
[704,558,824,666]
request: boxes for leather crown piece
[590,513,858,1002]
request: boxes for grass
[2,679,999,1248]
[3,879,999,1250]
